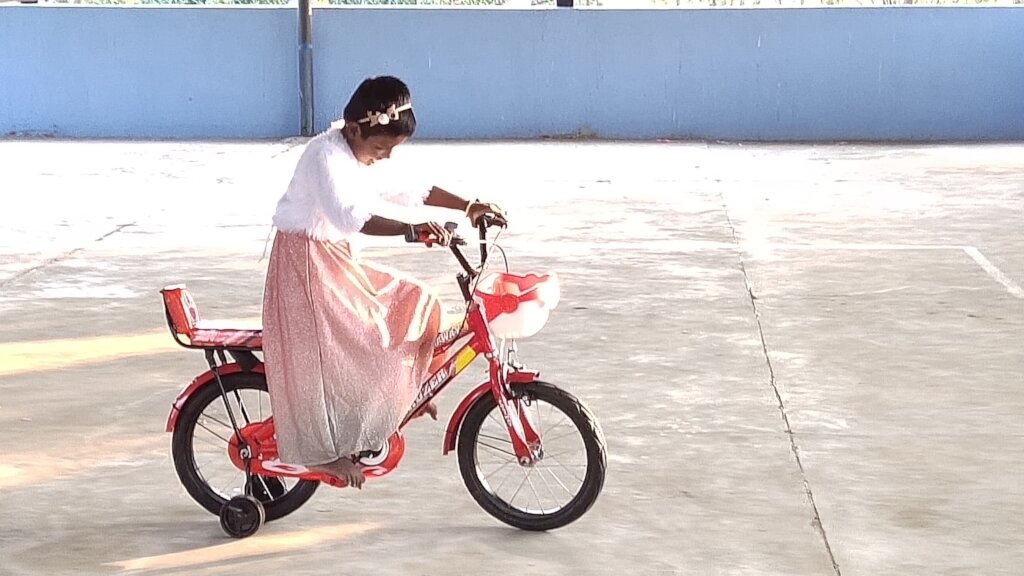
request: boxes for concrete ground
[0,139,1021,576]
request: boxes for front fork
[490,345,543,466]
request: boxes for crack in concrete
[0,222,136,289]
[719,199,843,576]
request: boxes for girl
[262,76,504,489]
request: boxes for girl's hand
[466,201,507,227]
[410,221,454,247]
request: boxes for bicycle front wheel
[457,381,607,531]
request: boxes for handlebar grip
[479,215,506,228]
[404,222,465,246]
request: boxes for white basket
[474,272,560,340]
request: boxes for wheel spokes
[189,387,294,503]
[474,394,588,516]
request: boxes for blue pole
[299,0,314,136]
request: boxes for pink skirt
[262,231,441,465]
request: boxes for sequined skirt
[262,231,441,465]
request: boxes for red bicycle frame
[400,217,544,465]
[401,295,542,465]
[162,218,544,471]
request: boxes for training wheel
[219,495,266,538]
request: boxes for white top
[272,129,428,243]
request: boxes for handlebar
[475,214,506,261]
[403,217,505,259]
[403,216,506,301]
[403,221,466,247]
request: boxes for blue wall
[0,6,297,138]
[2,6,1022,140]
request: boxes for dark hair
[342,75,417,138]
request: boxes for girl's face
[344,123,407,166]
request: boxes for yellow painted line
[0,331,176,376]
[0,318,261,376]
[107,522,378,572]
[0,435,165,491]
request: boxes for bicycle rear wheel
[171,372,319,521]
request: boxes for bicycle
[160,219,606,538]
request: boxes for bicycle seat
[161,285,263,350]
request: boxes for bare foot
[334,458,366,489]
[413,401,438,421]
[312,458,366,489]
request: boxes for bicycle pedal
[357,447,383,460]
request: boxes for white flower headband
[358,103,413,128]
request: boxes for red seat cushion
[190,326,263,350]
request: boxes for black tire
[219,495,265,539]
[172,372,319,522]
[457,381,607,531]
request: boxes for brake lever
[443,221,464,247]
[404,221,464,247]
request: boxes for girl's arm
[359,215,409,237]
[423,186,506,225]
[310,148,440,239]
[424,186,472,213]
[361,215,454,245]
